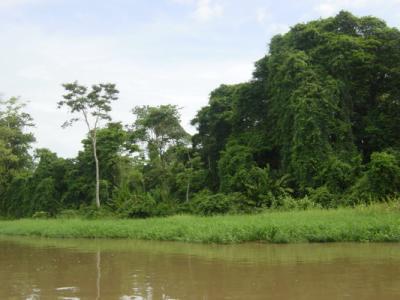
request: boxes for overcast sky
[1,0,400,157]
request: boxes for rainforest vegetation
[1,11,400,219]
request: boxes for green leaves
[58,81,119,128]
[131,104,189,161]
[58,81,120,209]
[0,98,35,186]
[190,10,400,201]
[4,11,400,218]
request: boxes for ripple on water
[55,287,79,292]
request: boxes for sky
[1,0,400,157]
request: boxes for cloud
[0,0,50,9]
[255,7,288,36]
[3,0,398,158]
[194,0,223,21]
[0,21,253,157]
[256,7,269,24]
[314,3,337,17]
[171,0,223,21]
[313,0,400,17]
[171,0,193,4]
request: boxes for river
[1,236,400,299]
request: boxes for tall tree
[131,105,190,200]
[78,122,138,203]
[191,85,236,190]
[0,97,35,216]
[58,81,119,208]
[132,105,189,164]
[0,97,35,175]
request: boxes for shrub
[367,151,400,196]
[349,151,400,203]
[78,205,116,219]
[317,155,360,193]
[110,183,133,211]
[32,211,50,219]
[191,191,233,215]
[117,193,157,218]
[296,196,319,210]
[271,195,318,211]
[151,201,177,217]
[57,209,81,219]
[308,186,338,208]
[241,166,276,207]
[218,143,255,193]
[229,192,260,214]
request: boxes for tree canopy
[1,11,400,218]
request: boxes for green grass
[1,206,400,244]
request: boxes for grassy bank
[1,206,400,244]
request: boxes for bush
[110,183,133,210]
[177,201,192,214]
[218,143,279,207]
[367,151,400,196]
[32,211,50,219]
[117,193,157,218]
[229,192,260,214]
[218,143,255,193]
[271,195,318,211]
[241,166,276,207]
[348,151,400,203]
[78,205,116,219]
[191,191,233,215]
[57,209,82,219]
[317,155,360,193]
[296,196,319,210]
[151,201,177,217]
[308,186,338,208]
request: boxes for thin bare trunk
[186,150,192,202]
[93,135,100,209]
[186,180,190,202]
[83,111,100,208]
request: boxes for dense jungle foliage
[1,11,400,218]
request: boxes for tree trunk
[186,180,190,202]
[92,136,100,208]
[186,151,192,203]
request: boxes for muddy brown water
[1,236,400,299]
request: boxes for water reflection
[96,250,101,300]
[1,236,400,299]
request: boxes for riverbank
[1,205,399,243]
